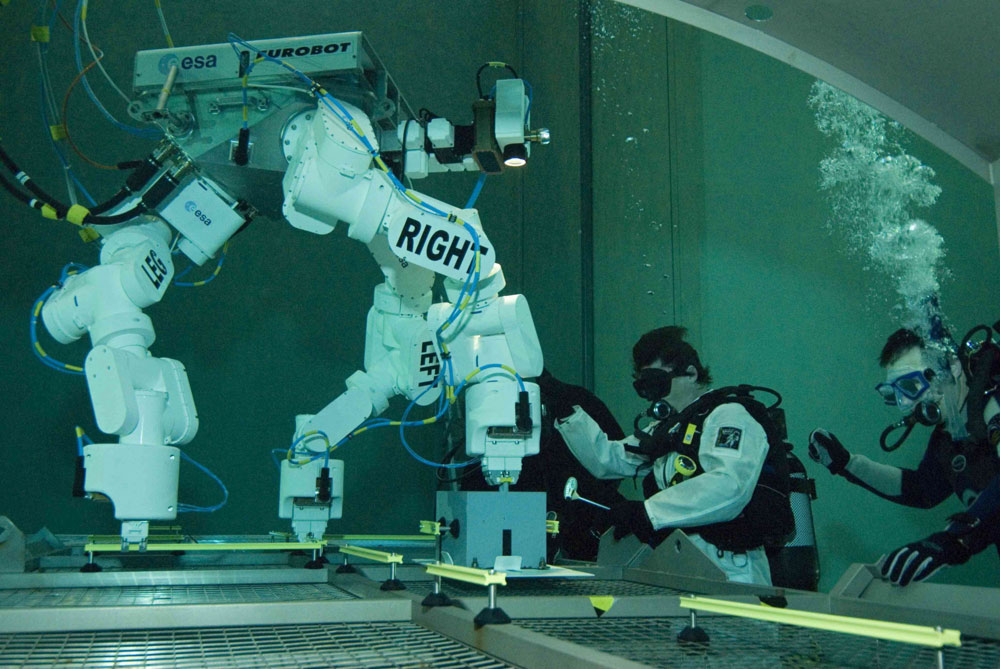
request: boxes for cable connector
[515,391,532,433]
[316,467,333,503]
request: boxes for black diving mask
[633,367,679,402]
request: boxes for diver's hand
[808,429,850,475]
[880,533,971,586]
[880,514,984,586]
[536,372,578,421]
[608,500,656,544]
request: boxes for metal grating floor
[518,617,1000,668]
[0,583,355,608]
[404,578,681,598]
[0,622,513,668]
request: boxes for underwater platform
[0,529,998,668]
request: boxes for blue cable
[465,173,487,208]
[173,247,227,287]
[228,34,451,222]
[73,0,160,139]
[177,451,228,513]
[36,31,98,205]
[30,284,85,375]
[397,380,479,469]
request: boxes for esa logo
[158,52,217,73]
[184,201,212,226]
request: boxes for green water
[0,0,995,593]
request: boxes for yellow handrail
[338,545,403,564]
[424,562,507,587]
[679,596,961,648]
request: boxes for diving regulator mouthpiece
[879,400,942,452]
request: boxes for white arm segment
[40,220,198,547]
[428,265,544,485]
[280,96,543,489]
[281,101,496,281]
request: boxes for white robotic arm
[125,32,548,541]
[37,144,253,548]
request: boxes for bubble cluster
[808,81,949,342]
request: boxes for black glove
[880,515,981,586]
[608,500,656,544]
[808,429,850,475]
[536,371,577,421]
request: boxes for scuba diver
[539,326,795,585]
[809,323,1000,586]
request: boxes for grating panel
[0,583,355,608]
[0,622,512,668]
[405,578,681,598]
[518,616,1000,668]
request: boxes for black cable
[400,118,413,180]
[0,143,68,215]
[0,171,34,206]
[475,62,519,99]
[89,188,129,216]
[85,204,147,225]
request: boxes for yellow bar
[339,545,403,564]
[424,562,507,587]
[88,535,184,544]
[86,542,324,553]
[325,534,433,542]
[679,596,961,648]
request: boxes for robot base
[83,444,180,523]
[436,490,547,570]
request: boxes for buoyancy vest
[629,385,796,552]
[929,418,1000,509]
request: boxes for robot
[37,142,255,548]
[34,31,550,564]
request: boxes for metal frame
[2,540,999,667]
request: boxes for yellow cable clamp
[546,519,560,535]
[678,596,961,648]
[30,25,51,42]
[419,520,442,535]
[78,227,100,243]
[66,204,90,226]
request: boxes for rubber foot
[474,607,511,627]
[677,625,710,644]
[380,578,406,591]
[421,591,454,608]
[304,559,326,570]
[80,562,103,573]
[335,563,357,574]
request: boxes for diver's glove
[536,371,577,421]
[609,500,656,544]
[808,429,850,475]
[880,513,983,586]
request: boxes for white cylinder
[120,390,167,446]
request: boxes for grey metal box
[436,491,547,570]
